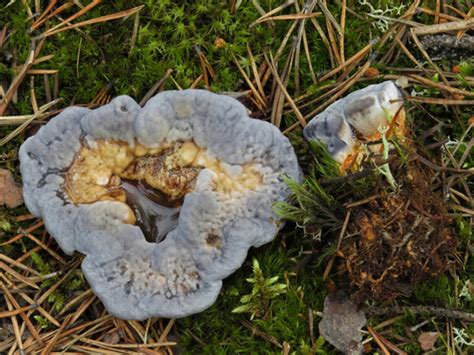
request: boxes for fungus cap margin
[19,89,302,320]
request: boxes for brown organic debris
[339,160,458,303]
[418,331,440,351]
[0,169,23,208]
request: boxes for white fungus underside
[19,90,302,320]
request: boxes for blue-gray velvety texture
[303,81,403,162]
[19,90,302,320]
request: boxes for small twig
[139,69,173,107]
[366,305,474,321]
[42,5,145,38]
[322,210,350,280]
[412,17,474,35]
[367,327,390,355]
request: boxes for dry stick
[31,0,58,30]
[339,0,346,63]
[43,5,145,38]
[0,254,41,276]
[0,262,39,289]
[0,305,37,318]
[0,98,61,146]
[232,53,266,110]
[1,284,43,346]
[446,3,472,19]
[44,0,102,34]
[0,39,42,116]
[0,25,8,48]
[59,326,115,354]
[32,1,75,31]
[317,0,342,35]
[21,0,34,18]
[412,17,474,35]
[246,45,267,105]
[435,0,441,24]
[241,320,283,348]
[70,295,97,324]
[407,74,473,96]
[264,52,306,127]
[405,96,474,105]
[128,11,140,57]
[127,320,146,343]
[305,59,372,120]
[302,26,318,84]
[0,274,60,327]
[394,37,431,77]
[58,288,93,316]
[255,12,321,24]
[157,319,175,345]
[53,72,59,99]
[367,305,474,321]
[322,210,350,280]
[261,19,299,87]
[189,74,203,89]
[40,314,74,355]
[76,37,82,78]
[27,69,58,75]
[367,327,390,355]
[250,0,275,27]
[380,24,406,65]
[30,76,38,113]
[324,9,342,66]
[250,0,296,27]
[272,39,296,128]
[16,247,44,266]
[0,219,44,246]
[418,6,461,22]
[318,38,377,82]
[44,73,52,102]
[25,233,67,265]
[410,29,451,87]
[138,69,173,107]
[58,316,113,351]
[2,289,24,355]
[310,16,334,67]
[293,0,318,96]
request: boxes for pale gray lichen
[19,89,302,320]
[303,81,404,164]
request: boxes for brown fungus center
[64,139,263,242]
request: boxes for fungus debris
[19,90,301,320]
[304,81,457,303]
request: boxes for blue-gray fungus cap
[19,90,302,320]
[303,81,404,165]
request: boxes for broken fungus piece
[19,90,302,320]
[303,81,405,171]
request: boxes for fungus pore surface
[19,90,302,320]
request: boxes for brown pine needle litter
[0,0,473,353]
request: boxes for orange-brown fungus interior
[64,139,264,227]
[341,108,407,173]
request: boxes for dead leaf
[102,330,121,344]
[0,169,23,208]
[319,292,367,355]
[364,67,380,78]
[418,331,439,351]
